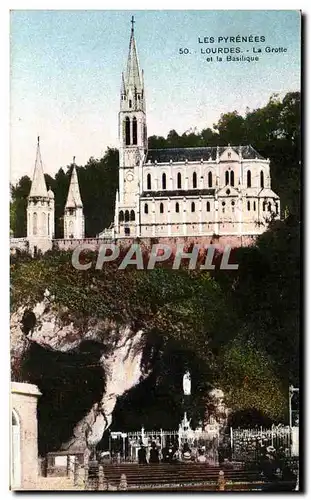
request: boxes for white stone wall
[26,197,54,253]
[11,382,41,490]
[64,207,85,239]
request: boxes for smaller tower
[64,157,85,239]
[27,137,54,253]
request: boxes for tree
[10,176,31,237]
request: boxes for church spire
[125,16,143,91]
[29,136,48,198]
[65,157,83,208]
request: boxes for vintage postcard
[10,9,301,491]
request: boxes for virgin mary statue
[183,371,191,396]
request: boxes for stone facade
[11,382,41,490]
[113,22,280,239]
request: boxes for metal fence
[107,426,220,465]
[230,425,294,462]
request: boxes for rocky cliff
[11,291,151,453]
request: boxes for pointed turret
[27,136,55,252]
[29,136,48,198]
[65,158,83,209]
[64,157,85,239]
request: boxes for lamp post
[289,385,299,458]
[289,385,299,428]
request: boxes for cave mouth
[20,340,107,456]
[98,339,213,450]
[21,309,36,335]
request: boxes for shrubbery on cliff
[10,215,299,423]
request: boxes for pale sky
[10,9,301,184]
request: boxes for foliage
[10,214,299,424]
[10,149,119,238]
[149,92,300,217]
[10,176,31,237]
[11,92,300,238]
[10,91,300,426]
[217,335,286,421]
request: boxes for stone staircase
[91,463,296,491]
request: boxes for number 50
[179,48,190,54]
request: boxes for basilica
[110,19,280,240]
[11,19,280,254]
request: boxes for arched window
[177,172,182,189]
[208,171,212,188]
[231,200,235,212]
[225,171,229,185]
[222,201,226,213]
[119,210,124,222]
[263,201,266,212]
[162,173,167,190]
[125,210,130,222]
[247,170,251,188]
[129,100,132,109]
[275,202,279,215]
[125,117,130,145]
[247,201,251,211]
[260,170,264,188]
[147,173,151,190]
[33,212,37,236]
[69,220,74,238]
[230,171,234,186]
[160,202,164,214]
[175,202,179,213]
[206,201,210,212]
[42,212,46,232]
[193,172,197,188]
[268,201,272,212]
[253,201,256,211]
[144,203,148,214]
[132,117,137,145]
[191,202,195,212]
[130,210,135,221]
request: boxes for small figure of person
[138,443,148,464]
[182,441,191,461]
[162,441,174,463]
[197,448,207,463]
[149,441,160,464]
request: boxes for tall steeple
[125,16,143,92]
[64,157,85,239]
[120,15,145,113]
[117,16,147,237]
[29,136,48,198]
[65,157,83,209]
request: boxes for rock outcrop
[10,292,150,453]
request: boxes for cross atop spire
[131,15,135,34]
[29,136,48,198]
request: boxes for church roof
[146,145,265,164]
[65,162,83,209]
[29,137,48,198]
